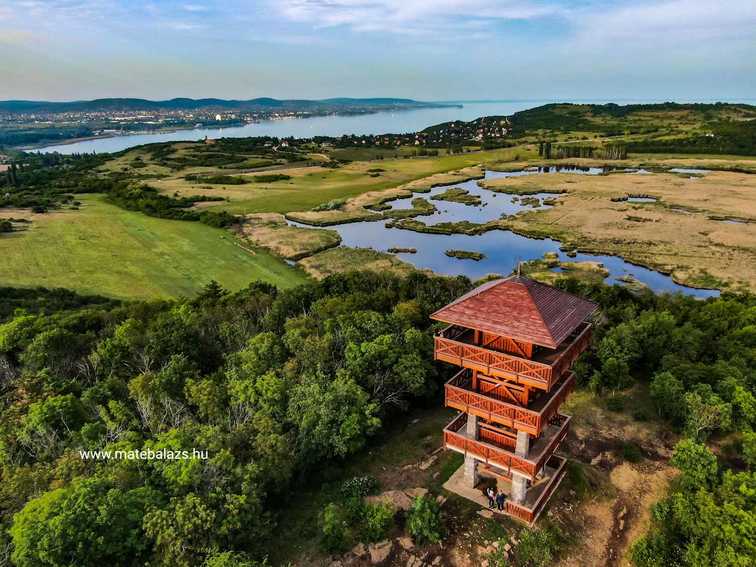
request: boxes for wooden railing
[538,373,575,429]
[527,455,568,523]
[443,411,570,481]
[444,370,575,436]
[531,415,571,474]
[479,426,517,451]
[505,501,534,523]
[505,455,568,525]
[443,413,537,480]
[435,323,592,392]
[551,324,592,381]
[435,335,553,390]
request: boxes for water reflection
[383,178,555,225]
[291,167,719,298]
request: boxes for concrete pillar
[511,430,531,504]
[515,430,530,457]
[464,455,479,488]
[463,414,479,487]
[466,413,479,437]
[511,472,528,504]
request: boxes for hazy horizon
[1,1,754,102]
[4,96,756,105]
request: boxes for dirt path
[556,461,674,567]
[555,391,678,567]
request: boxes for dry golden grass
[0,208,40,221]
[491,170,756,290]
[298,247,415,280]
[236,213,341,260]
[488,155,756,174]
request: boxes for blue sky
[1,0,754,101]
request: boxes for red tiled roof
[431,276,597,349]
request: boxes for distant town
[0,97,461,148]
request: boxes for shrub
[649,371,685,422]
[340,475,378,499]
[320,496,395,550]
[406,496,443,545]
[565,461,592,498]
[487,539,512,567]
[606,395,625,412]
[312,198,346,212]
[360,502,394,543]
[185,174,249,185]
[253,174,291,183]
[620,442,643,463]
[629,531,677,567]
[742,430,756,468]
[669,439,718,490]
[204,552,270,567]
[321,502,353,552]
[513,524,565,567]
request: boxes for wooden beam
[498,382,522,404]
[479,421,517,439]
[479,463,513,479]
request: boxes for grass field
[0,195,308,299]
[148,146,537,215]
[286,166,483,225]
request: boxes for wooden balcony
[443,412,571,482]
[435,323,591,392]
[441,454,567,526]
[444,369,575,436]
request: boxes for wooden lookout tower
[432,275,597,525]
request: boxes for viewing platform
[443,412,571,481]
[434,322,591,392]
[431,275,595,526]
[443,454,568,526]
[444,368,575,436]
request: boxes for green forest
[0,272,754,566]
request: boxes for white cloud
[273,0,557,34]
[572,0,756,47]
[182,3,207,12]
[163,20,204,31]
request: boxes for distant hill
[0,97,459,114]
[506,101,756,134]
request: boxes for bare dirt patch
[555,462,675,567]
[553,391,677,567]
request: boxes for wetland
[286,166,730,297]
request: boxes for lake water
[292,167,720,298]
[36,99,648,155]
[626,196,658,203]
